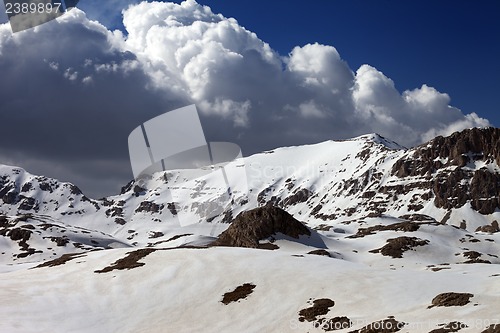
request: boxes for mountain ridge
[1,127,499,248]
[1,127,500,332]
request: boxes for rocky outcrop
[392,128,500,178]
[431,167,500,213]
[433,169,469,210]
[282,188,312,207]
[469,169,500,214]
[392,127,500,215]
[135,201,164,214]
[369,236,430,258]
[211,206,311,248]
[475,221,499,233]
[428,292,474,308]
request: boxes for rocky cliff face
[391,127,500,214]
[393,127,500,177]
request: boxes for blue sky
[5,0,494,123]
[1,0,497,124]
[189,0,500,126]
[0,0,499,197]
[66,0,500,126]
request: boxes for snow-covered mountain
[1,127,499,332]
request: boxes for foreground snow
[1,245,499,333]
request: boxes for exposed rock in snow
[1,128,500,332]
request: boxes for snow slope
[1,128,500,332]
[1,245,499,333]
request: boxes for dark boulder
[211,206,311,248]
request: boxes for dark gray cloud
[0,9,190,197]
[0,1,490,198]
[0,2,7,24]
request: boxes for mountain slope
[1,245,499,333]
[1,128,500,332]
[1,128,500,263]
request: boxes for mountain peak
[348,133,406,150]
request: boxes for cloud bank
[0,0,490,197]
[118,1,489,146]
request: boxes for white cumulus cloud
[0,0,491,197]
[117,1,489,149]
